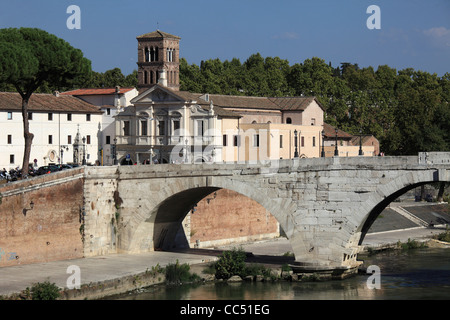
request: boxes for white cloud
[423,27,450,47]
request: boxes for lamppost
[359,129,364,156]
[294,129,299,158]
[184,139,189,163]
[321,130,325,158]
[112,138,117,165]
[60,145,68,165]
[334,128,339,157]
[82,137,87,165]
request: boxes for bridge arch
[357,170,449,245]
[123,175,297,253]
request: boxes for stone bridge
[83,152,450,276]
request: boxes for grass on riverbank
[434,227,450,242]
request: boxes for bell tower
[136,30,181,92]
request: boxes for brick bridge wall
[0,168,85,267]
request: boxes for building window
[141,120,148,136]
[286,117,292,124]
[68,135,72,144]
[7,112,12,120]
[67,113,72,121]
[145,47,150,62]
[123,121,130,136]
[48,135,53,144]
[7,134,12,144]
[48,113,53,121]
[311,118,316,126]
[158,120,166,136]
[223,135,228,147]
[28,112,33,120]
[86,135,91,144]
[196,120,204,136]
[106,108,111,116]
[301,136,305,147]
[106,136,111,145]
[9,154,14,164]
[144,71,148,85]
[233,135,240,147]
[280,135,283,148]
[254,134,260,147]
[313,136,316,147]
[86,114,91,121]
[173,119,180,134]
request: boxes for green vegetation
[396,238,428,250]
[211,247,277,280]
[214,247,247,280]
[165,260,201,285]
[434,227,450,242]
[29,281,61,300]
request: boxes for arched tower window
[150,71,154,84]
[286,117,292,124]
[144,71,148,84]
[145,47,150,62]
[150,47,159,62]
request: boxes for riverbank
[0,202,448,300]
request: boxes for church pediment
[131,85,185,104]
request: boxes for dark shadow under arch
[153,187,220,250]
[358,181,430,245]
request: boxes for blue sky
[1,0,449,76]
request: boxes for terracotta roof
[196,94,322,112]
[350,135,378,145]
[61,88,135,96]
[137,30,181,40]
[269,96,324,111]
[323,123,353,139]
[0,92,102,114]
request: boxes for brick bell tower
[136,30,181,92]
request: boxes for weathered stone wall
[0,168,85,267]
[185,189,280,248]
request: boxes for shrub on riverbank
[397,238,427,250]
[30,281,60,300]
[215,247,247,280]
[212,247,278,281]
[434,228,450,242]
[165,260,201,285]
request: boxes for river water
[112,248,450,300]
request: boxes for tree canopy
[0,27,92,175]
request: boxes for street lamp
[60,145,68,164]
[112,138,117,165]
[82,137,86,165]
[321,130,325,158]
[294,130,299,158]
[334,128,339,157]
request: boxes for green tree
[0,27,91,176]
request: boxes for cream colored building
[0,92,103,170]
[61,87,139,165]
